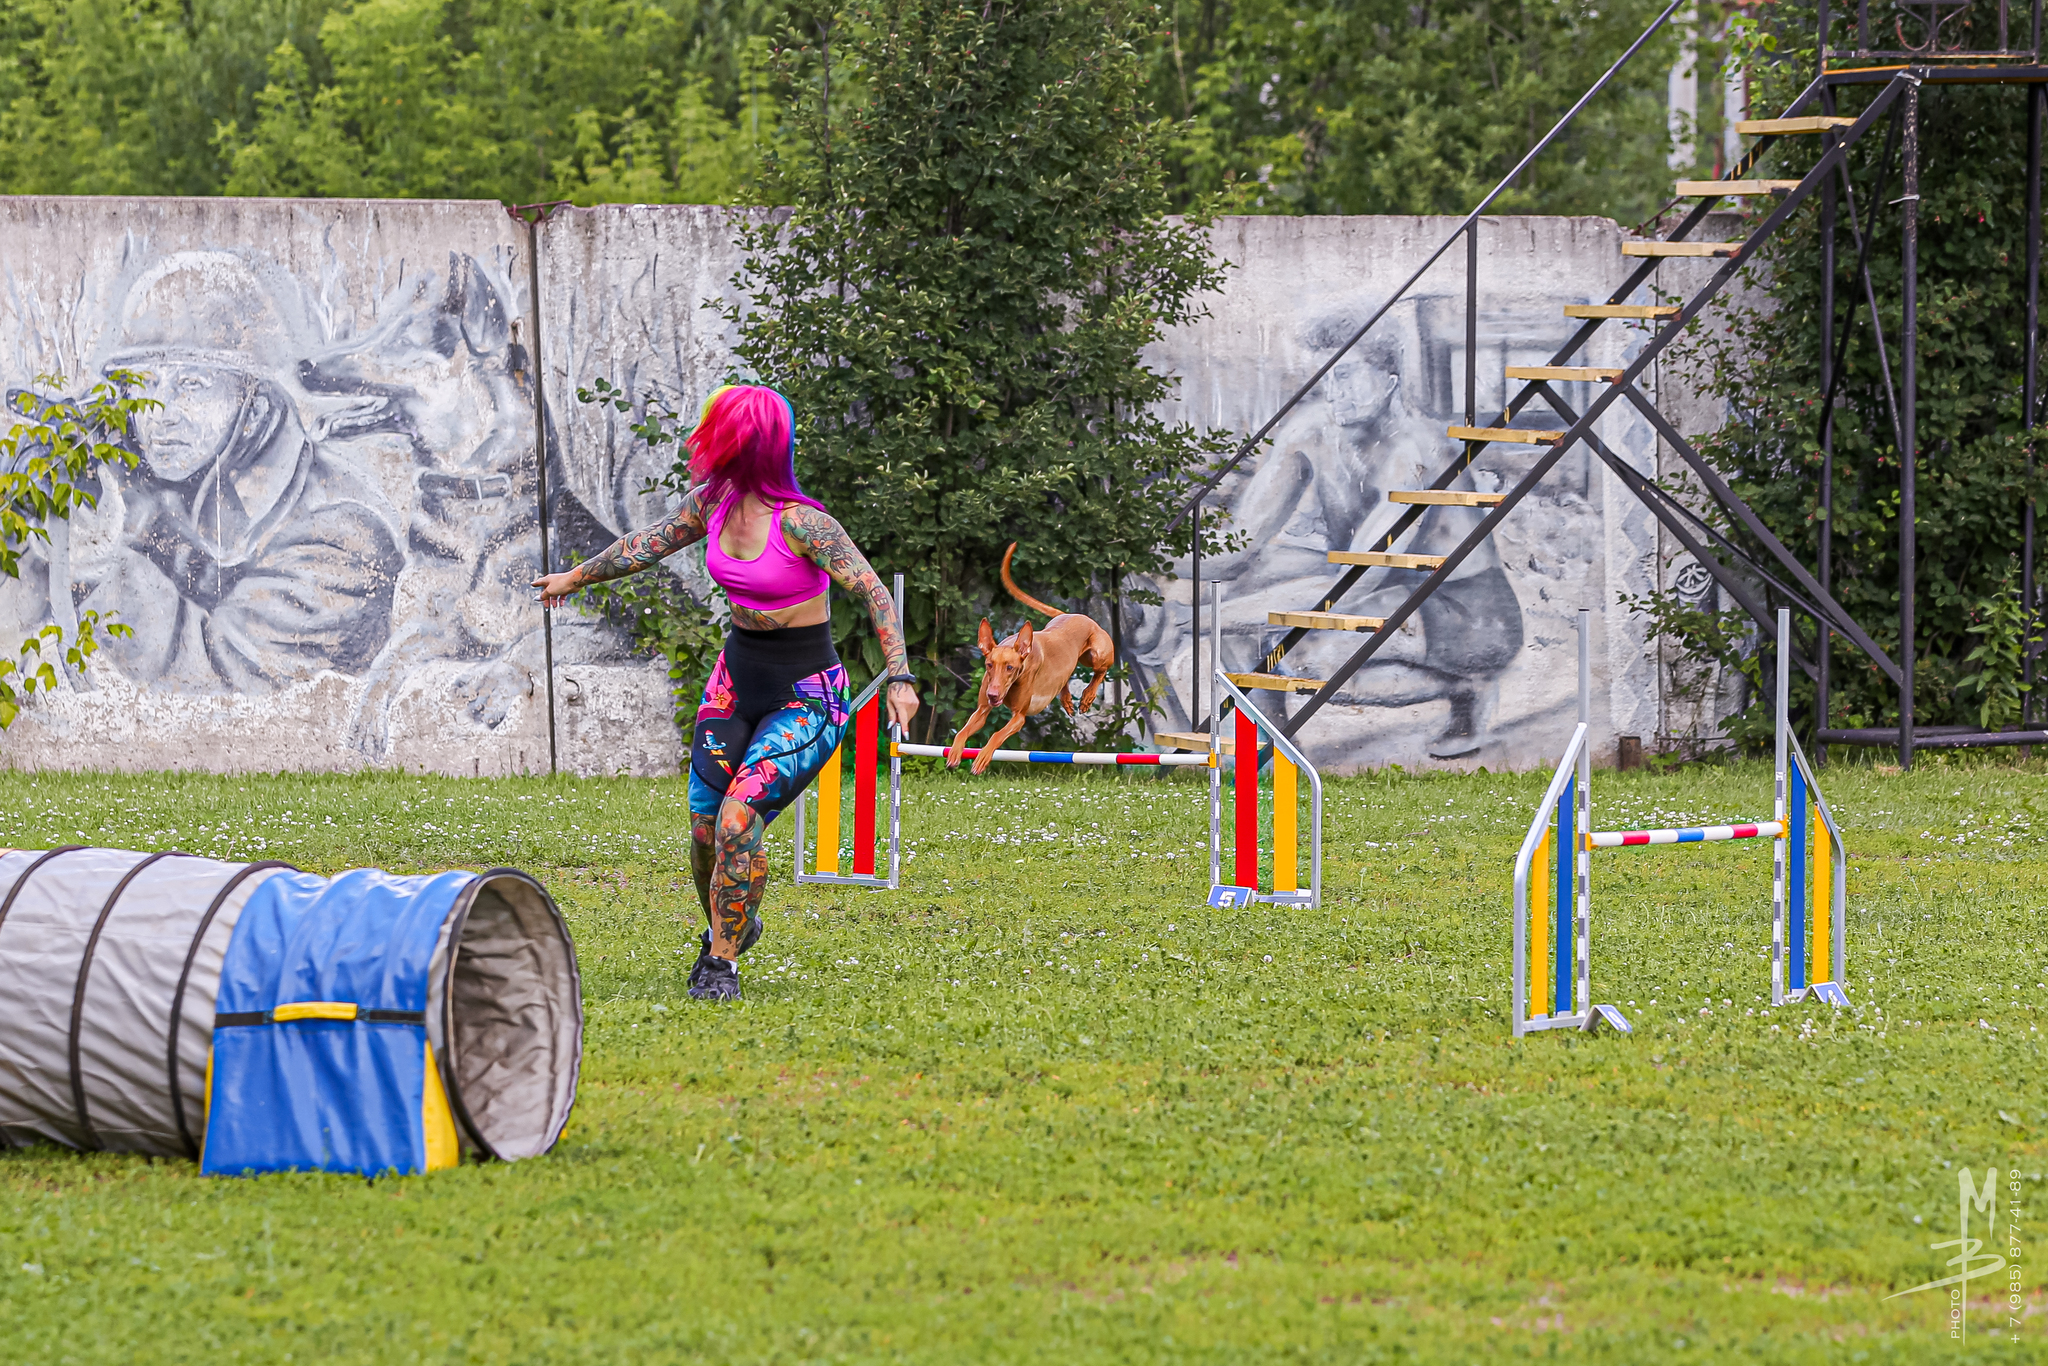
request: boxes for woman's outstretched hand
[532,571,583,609]
[887,681,919,732]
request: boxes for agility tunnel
[1510,609,1846,1038]
[0,849,581,1176]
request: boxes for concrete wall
[0,198,1738,776]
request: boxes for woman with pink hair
[534,385,916,1002]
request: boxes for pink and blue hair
[688,384,824,512]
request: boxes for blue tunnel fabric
[202,868,473,1177]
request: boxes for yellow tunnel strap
[199,1046,214,1168]
[422,1040,460,1172]
[269,1001,360,1023]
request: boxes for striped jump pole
[1205,669,1323,910]
[792,576,905,890]
[891,744,1213,767]
[1588,821,1784,848]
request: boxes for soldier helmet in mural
[100,250,308,374]
[97,251,310,485]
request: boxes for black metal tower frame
[1807,0,2047,764]
[1161,0,2048,771]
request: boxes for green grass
[1,754,2044,1363]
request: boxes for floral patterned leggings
[687,654,851,824]
[687,651,850,958]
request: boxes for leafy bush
[0,374,152,726]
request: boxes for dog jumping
[945,544,1116,775]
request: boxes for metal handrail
[1282,70,1917,740]
[1163,0,1689,537]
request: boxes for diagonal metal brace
[1619,382,1902,686]
[1539,385,1815,677]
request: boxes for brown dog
[945,544,1115,775]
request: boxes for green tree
[1655,4,2048,738]
[0,0,789,203]
[0,374,152,726]
[1145,0,1682,218]
[215,0,785,203]
[0,0,345,195]
[722,0,1234,736]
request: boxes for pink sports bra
[704,492,830,612]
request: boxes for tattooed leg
[709,797,768,959]
[690,811,717,931]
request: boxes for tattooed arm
[781,506,919,729]
[531,486,710,607]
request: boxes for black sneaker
[689,953,741,1002]
[686,930,714,991]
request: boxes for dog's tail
[1000,542,1064,621]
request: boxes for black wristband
[886,674,918,685]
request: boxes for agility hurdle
[791,667,905,889]
[1205,668,1323,910]
[793,577,1242,902]
[1510,608,1847,1038]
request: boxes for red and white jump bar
[1587,820,1785,849]
[890,742,1215,767]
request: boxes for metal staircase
[1155,0,2048,764]
[1237,84,1910,744]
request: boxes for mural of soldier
[63,252,404,695]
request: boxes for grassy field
[0,753,2043,1363]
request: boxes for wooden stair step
[1676,179,1802,196]
[1736,115,1855,135]
[1505,365,1623,382]
[1389,488,1506,506]
[1268,610,1386,632]
[1564,304,1681,319]
[1226,672,1327,693]
[1328,549,1447,570]
[1447,425,1561,446]
[1622,241,1742,257]
[1155,730,1234,753]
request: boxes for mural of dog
[945,544,1115,775]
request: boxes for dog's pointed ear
[978,618,996,654]
[1016,620,1034,656]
